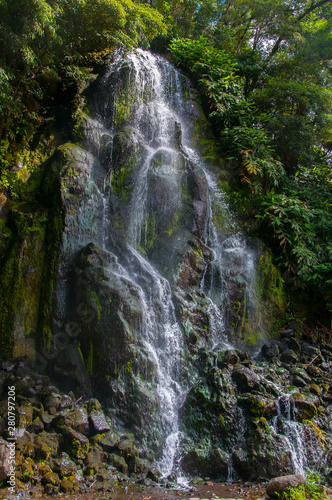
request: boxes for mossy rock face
[17,457,36,483]
[231,366,260,393]
[108,453,128,474]
[239,394,276,418]
[180,447,229,480]
[233,430,293,480]
[63,408,89,436]
[225,245,287,348]
[34,431,61,459]
[62,242,162,440]
[60,476,79,493]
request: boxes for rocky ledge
[0,358,163,496]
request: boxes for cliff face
[1,50,330,484]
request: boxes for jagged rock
[266,474,306,498]
[57,452,78,477]
[17,456,36,482]
[28,417,44,434]
[310,383,322,395]
[292,375,307,388]
[290,367,311,384]
[116,438,139,460]
[261,342,280,360]
[128,456,148,475]
[42,471,61,486]
[108,453,128,474]
[281,349,298,364]
[86,398,102,413]
[64,407,89,436]
[89,410,110,434]
[147,467,162,482]
[41,412,55,430]
[60,476,80,493]
[181,448,229,479]
[217,350,240,367]
[92,431,118,452]
[84,447,104,475]
[239,394,276,418]
[34,432,60,459]
[294,399,318,421]
[61,427,89,459]
[232,366,260,392]
[44,392,61,415]
[60,394,74,410]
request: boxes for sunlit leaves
[170,37,285,194]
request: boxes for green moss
[71,438,89,459]
[231,247,287,347]
[303,420,326,448]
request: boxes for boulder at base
[267,474,306,498]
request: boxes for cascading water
[56,48,325,482]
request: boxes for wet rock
[34,431,60,459]
[62,427,90,459]
[108,453,128,474]
[65,407,90,436]
[281,349,298,365]
[28,417,44,434]
[239,394,276,418]
[41,412,55,430]
[266,474,306,498]
[92,431,118,452]
[86,398,102,413]
[292,375,307,388]
[232,366,260,392]
[290,367,311,384]
[84,447,104,474]
[18,404,35,428]
[147,466,162,482]
[217,350,240,367]
[89,410,111,434]
[294,399,318,420]
[17,456,36,482]
[42,470,61,487]
[57,452,78,477]
[128,456,148,475]
[1,360,16,372]
[181,448,229,480]
[60,394,74,410]
[44,392,61,414]
[261,341,280,360]
[232,448,253,479]
[60,476,80,493]
[310,383,322,395]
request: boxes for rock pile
[0,358,161,495]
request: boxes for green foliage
[168,2,332,320]
[279,472,329,500]
[256,166,332,311]
[170,38,285,194]
[0,0,165,185]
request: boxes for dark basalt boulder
[180,447,229,480]
[231,366,260,393]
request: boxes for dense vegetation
[1,0,331,325]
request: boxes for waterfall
[58,48,296,479]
